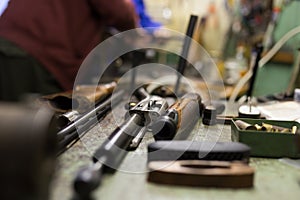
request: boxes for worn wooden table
[50,102,300,200]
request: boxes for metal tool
[286,48,300,96]
[247,43,263,98]
[174,15,198,95]
[238,97,261,119]
[130,51,144,91]
[238,44,263,118]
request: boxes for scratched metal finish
[50,103,300,200]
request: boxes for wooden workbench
[50,101,300,200]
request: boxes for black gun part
[148,141,251,164]
[174,15,198,95]
[73,92,168,198]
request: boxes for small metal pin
[128,126,148,150]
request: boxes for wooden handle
[40,82,116,113]
[170,93,201,129]
[148,160,254,188]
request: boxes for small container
[231,118,300,158]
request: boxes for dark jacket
[0,0,137,90]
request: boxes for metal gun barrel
[57,90,124,154]
[73,91,168,198]
[74,113,144,197]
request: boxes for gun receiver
[151,93,203,140]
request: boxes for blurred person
[0,0,138,101]
[131,0,161,33]
[131,0,170,40]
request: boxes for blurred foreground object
[0,103,57,200]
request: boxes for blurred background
[141,0,300,97]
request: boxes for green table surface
[50,103,300,200]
